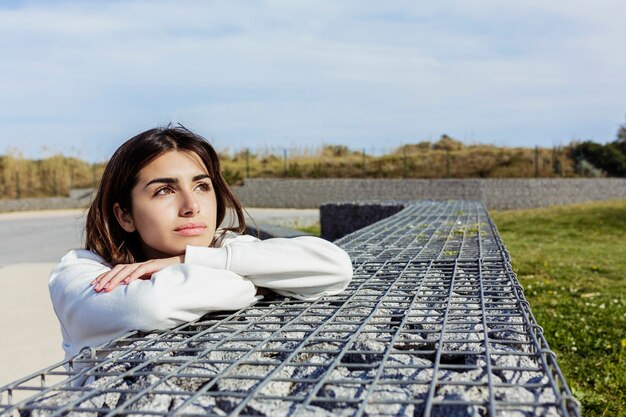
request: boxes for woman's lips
[174,223,207,236]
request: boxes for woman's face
[114,150,218,259]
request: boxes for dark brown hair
[86,125,245,265]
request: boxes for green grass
[491,200,626,417]
[295,224,321,237]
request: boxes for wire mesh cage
[0,200,580,417]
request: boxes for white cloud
[0,0,625,160]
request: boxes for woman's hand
[91,255,184,293]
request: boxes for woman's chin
[180,235,214,248]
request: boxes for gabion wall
[2,179,625,213]
[320,202,406,241]
[232,178,626,209]
[0,201,580,417]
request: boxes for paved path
[0,208,319,266]
[0,208,319,387]
[0,210,86,385]
[0,210,86,267]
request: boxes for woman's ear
[113,203,136,233]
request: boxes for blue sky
[1,0,625,162]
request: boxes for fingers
[91,256,182,293]
[91,265,127,292]
[92,263,150,292]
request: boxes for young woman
[49,126,353,360]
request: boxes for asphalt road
[0,211,86,266]
[0,208,319,266]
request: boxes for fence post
[552,146,562,176]
[446,150,451,178]
[362,149,366,177]
[69,163,75,189]
[245,149,250,178]
[283,149,288,176]
[578,148,584,177]
[403,147,408,178]
[534,146,539,177]
[15,171,20,199]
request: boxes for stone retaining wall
[232,178,626,209]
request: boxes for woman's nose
[179,191,200,216]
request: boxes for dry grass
[1,142,578,198]
[220,144,577,184]
[0,154,104,199]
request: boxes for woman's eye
[196,182,212,192]
[155,187,173,196]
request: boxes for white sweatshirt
[49,231,353,360]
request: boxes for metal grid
[0,200,580,417]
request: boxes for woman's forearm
[185,236,353,299]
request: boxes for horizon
[1,1,625,162]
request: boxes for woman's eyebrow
[193,174,211,182]
[145,177,176,188]
[144,174,210,188]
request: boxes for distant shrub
[261,155,280,165]
[322,145,351,158]
[570,122,626,176]
[222,168,243,186]
[310,162,328,178]
[286,162,303,178]
[394,142,432,155]
[433,134,464,151]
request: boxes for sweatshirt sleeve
[49,250,256,356]
[185,235,353,300]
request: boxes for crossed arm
[49,235,353,357]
